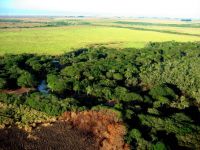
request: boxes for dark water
[37,80,49,94]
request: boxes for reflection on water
[38,80,49,94]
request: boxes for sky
[0,0,199,18]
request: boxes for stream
[37,80,49,94]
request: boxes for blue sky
[0,0,199,18]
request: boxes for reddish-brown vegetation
[61,110,130,150]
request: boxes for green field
[0,18,200,55]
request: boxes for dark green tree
[0,78,6,89]
[17,72,37,87]
[47,74,67,93]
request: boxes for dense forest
[0,41,200,149]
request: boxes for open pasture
[0,18,200,55]
[0,26,200,55]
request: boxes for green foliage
[26,57,43,71]
[0,19,22,23]
[126,128,142,144]
[46,20,91,27]
[114,103,123,110]
[149,84,177,100]
[153,96,170,108]
[152,142,167,150]
[113,73,123,80]
[47,74,67,93]
[147,108,160,115]
[91,105,122,121]
[114,86,128,101]
[138,113,200,148]
[0,102,53,127]
[17,72,37,87]
[130,129,142,139]
[25,93,80,115]
[99,79,116,87]
[124,92,143,102]
[0,78,6,89]
[115,21,200,28]
[61,66,81,79]
[0,42,200,149]
[140,42,200,104]
[170,96,190,109]
[0,93,25,105]
[125,109,135,119]
[125,78,138,87]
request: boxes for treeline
[44,20,91,27]
[96,24,200,37]
[115,21,200,28]
[0,41,200,149]
[0,19,91,29]
[0,19,23,23]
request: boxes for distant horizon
[0,10,199,20]
[0,0,199,19]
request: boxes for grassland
[0,17,200,55]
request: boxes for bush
[170,96,190,109]
[114,86,128,100]
[0,93,25,105]
[152,142,167,150]
[149,84,177,100]
[25,93,80,116]
[125,109,135,119]
[0,78,6,89]
[126,128,142,143]
[26,57,42,71]
[0,102,52,127]
[124,92,143,102]
[153,96,170,108]
[113,73,123,80]
[125,78,138,87]
[17,72,37,87]
[47,74,67,93]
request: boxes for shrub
[152,142,167,150]
[153,96,170,108]
[125,78,138,87]
[149,84,177,100]
[124,92,143,102]
[170,96,190,109]
[47,74,67,93]
[0,78,6,89]
[125,109,135,119]
[17,72,37,87]
[114,86,128,100]
[25,93,80,116]
[26,57,42,71]
[126,128,142,143]
[113,73,123,80]
[0,93,24,105]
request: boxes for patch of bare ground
[0,110,129,150]
[61,110,130,150]
[0,121,97,150]
[0,87,34,95]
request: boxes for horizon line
[0,15,199,20]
